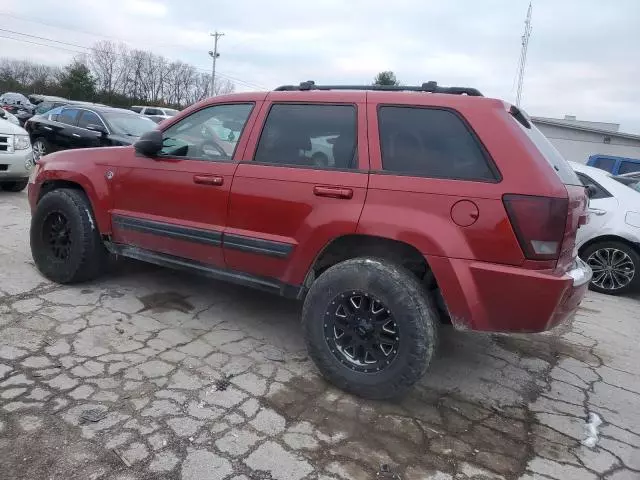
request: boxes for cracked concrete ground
[0,191,639,480]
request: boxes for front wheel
[582,240,640,295]
[32,138,51,162]
[30,188,107,284]
[302,258,438,399]
[1,179,28,192]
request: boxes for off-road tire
[302,257,438,399]
[581,240,640,295]
[1,179,28,192]
[30,188,107,284]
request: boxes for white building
[532,115,640,165]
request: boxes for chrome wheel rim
[33,140,46,160]
[324,291,400,373]
[587,248,635,291]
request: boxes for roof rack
[274,80,483,96]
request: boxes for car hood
[108,134,140,145]
[0,118,28,135]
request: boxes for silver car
[0,117,34,192]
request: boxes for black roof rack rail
[274,80,483,96]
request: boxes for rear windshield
[511,108,582,186]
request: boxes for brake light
[503,194,568,261]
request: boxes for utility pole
[209,31,224,96]
[515,2,532,107]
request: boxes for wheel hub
[43,212,72,260]
[587,247,635,291]
[324,291,400,373]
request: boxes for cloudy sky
[1,0,639,132]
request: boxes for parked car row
[25,105,158,161]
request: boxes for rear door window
[58,108,80,126]
[378,106,497,181]
[576,173,611,199]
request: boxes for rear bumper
[429,256,592,333]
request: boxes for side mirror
[134,130,163,157]
[586,185,598,199]
[87,124,107,135]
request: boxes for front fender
[36,157,113,235]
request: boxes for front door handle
[588,208,607,216]
[313,186,353,199]
[193,175,224,186]
[72,133,81,138]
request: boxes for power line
[0,28,268,89]
[0,27,91,50]
[0,33,87,55]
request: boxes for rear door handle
[313,186,353,199]
[588,208,607,216]
[72,133,81,138]
[193,174,224,186]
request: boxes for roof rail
[274,80,483,96]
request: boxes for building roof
[532,116,640,142]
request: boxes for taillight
[503,194,568,261]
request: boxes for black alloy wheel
[43,211,72,261]
[324,291,400,373]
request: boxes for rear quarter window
[377,106,498,181]
[511,111,581,186]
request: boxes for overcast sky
[1,0,639,132]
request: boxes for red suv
[27,81,592,399]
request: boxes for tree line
[0,40,234,109]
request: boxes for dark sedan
[25,105,157,161]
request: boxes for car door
[224,95,369,288]
[575,172,618,247]
[75,109,107,148]
[53,107,85,149]
[109,101,261,268]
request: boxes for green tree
[373,71,399,86]
[59,60,96,101]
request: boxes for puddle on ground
[266,375,535,479]
[136,292,194,314]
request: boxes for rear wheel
[1,179,28,192]
[302,257,438,399]
[30,188,107,284]
[582,240,640,295]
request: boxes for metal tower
[516,2,533,107]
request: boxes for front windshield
[104,112,156,137]
[613,176,640,193]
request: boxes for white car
[0,117,34,192]
[130,105,179,124]
[0,108,19,125]
[571,161,640,294]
